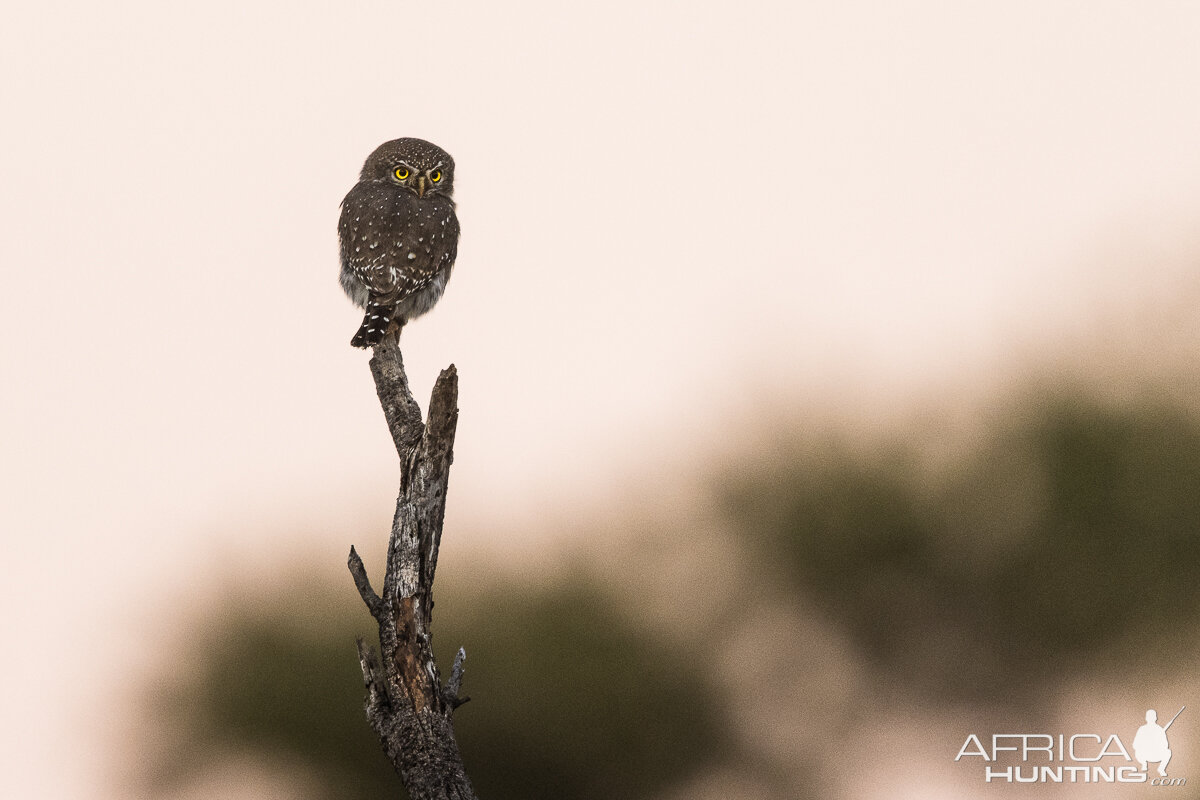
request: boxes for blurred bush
[725,391,1200,704]
[449,579,732,800]
[136,385,1200,798]
[141,570,731,800]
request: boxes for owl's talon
[388,319,406,345]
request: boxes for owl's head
[359,137,455,199]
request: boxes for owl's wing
[421,208,459,287]
[382,204,459,301]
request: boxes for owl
[339,138,460,348]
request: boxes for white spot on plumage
[408,252,416,260]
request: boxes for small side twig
[443,647,470,710]
[347,546,382,621]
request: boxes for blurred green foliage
[727,393,1200,702]
[449,580,730,800]
[140,386,1200,798]
[147,586,397,797]
[144,572,730,800]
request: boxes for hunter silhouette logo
[955,705,1188,785]
[1134,707,1184,778]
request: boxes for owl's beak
[417,176,427,198]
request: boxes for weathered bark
[348,335,478,800]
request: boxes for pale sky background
[4,1,1200,797]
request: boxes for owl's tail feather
[350,301,395,349]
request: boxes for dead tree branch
[348,335,478,800]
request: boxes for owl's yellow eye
[394,167,410,180]
[430,170,442,183]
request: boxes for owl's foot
[387,318,406,345]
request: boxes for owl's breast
[338,182,459,315]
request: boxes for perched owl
[339,138,460,348]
